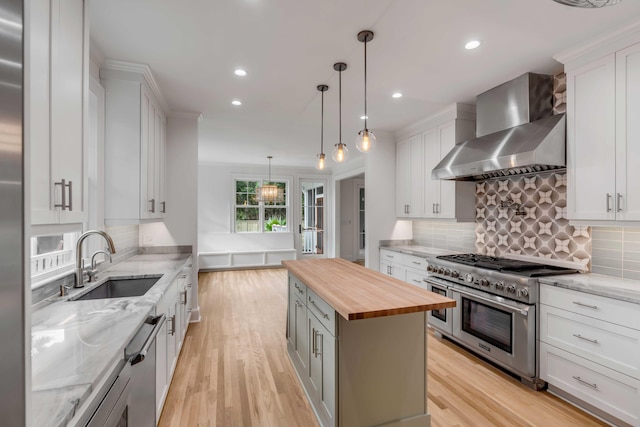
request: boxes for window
[30,231,80,284]
[234,179,289,233]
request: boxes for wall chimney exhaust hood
[432,73,566,181]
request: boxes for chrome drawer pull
[412,261,421,265]
[573,376,598,390]
[294,283,304,294]
[617,193,623,213]
[309,298,330,320]
[412,279,421,284]
[572,301,598,310]
[573,334,598,344]
[606,193,612,212]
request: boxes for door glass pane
[300,181,325,255]
[461,297,512,353]
[359,187,365,251]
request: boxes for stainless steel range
[424,253,578,389]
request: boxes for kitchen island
[282,258,455,427]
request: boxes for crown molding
[101,59,169,113]
[554,19,640,69]
[169,112,204,121]
[395,103,476,141]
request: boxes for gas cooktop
[436,254,578,277]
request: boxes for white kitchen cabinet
[379,260,406,281]
[308,311,337,426]
[564,40,640,222]
[155,305,168,421]
[177,267,192,348]
[395,135,422,217]
[396,104,476,221]
[155,278,178,420]
[539,284,640,425]
[29,0,87,225]
[102,68,167,223]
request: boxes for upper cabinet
[29,0,87,225]
[396,104,476,221]
[559,27,640,223]
[101,66,167,223]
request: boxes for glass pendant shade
[332,142,349,163]
[315,153,326,170]
[356,129,376,153]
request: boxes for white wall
[364,131,412,269]
[339,176,364,261]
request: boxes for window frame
[232,175,291,234]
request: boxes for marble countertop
[31,253,191,427]
[379,245,457,259]
[539,273,640,305]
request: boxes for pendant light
[332,62,349,163]
[256,156,284,203]
[356,30,375,153]
[316,84,329,170]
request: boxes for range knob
[465,273,474,283]
[427,265,434,273]
[507,284,516,294]
[517,288,529,298]
[479,278,490,287]
[443,269,451,276]
[450,270,460,279]
[493,281,504,291]
[438,267,446,274]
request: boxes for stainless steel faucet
[75,230,116,287]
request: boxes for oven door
[423,277,453,335]
[451,286,536,379]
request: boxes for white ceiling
[89,0,640,169]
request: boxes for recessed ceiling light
[234,69,247,76]
[360,115,368,120]
[232,100,242,106]
[465,40,481,50]
[392,92,403,99]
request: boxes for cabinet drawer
[540,284,640,330]
[289,275,307,304]
[380,249,402,263]
[540,304,640,380]
[405,270,429,290]
[540,342,640,426]
[403,254,428,270]
[307,288,336,336]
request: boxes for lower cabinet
[287,272,429,427]
[539,284,640,426]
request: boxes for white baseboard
[189,306,201,323]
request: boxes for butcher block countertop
[282,258,456,321]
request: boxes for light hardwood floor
[158,268,607,427]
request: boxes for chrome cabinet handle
[387,255,394,259]
[412,261,421,265]
[436,203,439,214]
[412,279,421,284]
[311,328,317,357]
[180,290,187,305]
[606,193,612,212]
[168,315,175,336]
[617,193,623,213]
[161,201,166,213]
[294,283,304,294]
[572,301,598,310]
[131,314,166,365]
[309,298,330,320]
[573,334,598,344]
[54,179,72,210]
[149,198,156,213]
[572,376,597,390]
[316,330,323,357]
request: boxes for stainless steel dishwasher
[124,314,166,427]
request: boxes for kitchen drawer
[403,254,428,270]
[289,275,307,305]
[540,284,640,330]
[405,270,429,290]
[540,304,640,380]
[380,249,403,264]
[307,288,336,336]
[540,342,640,426]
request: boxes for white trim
[101,59,169,112]
[169,111,203,120]
[395,103,476,141]
[189,306,201,323]
[555,20,640,70]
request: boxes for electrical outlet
[143,234,153,245]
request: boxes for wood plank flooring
[158,268,607,427]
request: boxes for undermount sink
[72,276,160,301]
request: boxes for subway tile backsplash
[591,227,640,279]
[105,224,139,266]
[412,221,476,253]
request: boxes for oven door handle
[452,288,530,317]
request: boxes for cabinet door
[616,42,640,221]
[155,316,168,419]
[408,134,424,218]
[567,54,616,220]
[158,114,167,217]
[294,296,309,371]
[140,86,156,219]
[308,314,336,424]
[437,122,458,219]
[50,0,85,224]
[396,139,411,217]
[423,128,440,218]
[168,300,178,377]
[380,260,391,276]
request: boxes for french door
[298,179,327,258]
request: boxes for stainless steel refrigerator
[0,0,27,425]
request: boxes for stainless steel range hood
[432,73,566,181]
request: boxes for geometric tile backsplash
[474,172,591,269]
